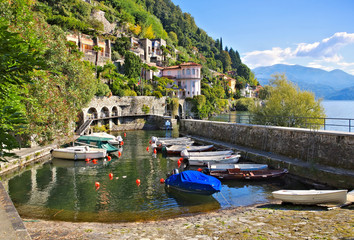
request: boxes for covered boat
[272,189,348,205]
[165,170,221,195]
[88,132,123,145]
[166,145,214,155]
[181,149,233,158]
[76,135,119,153]
[208,163,268,171]
[51,146,107,160]
[187,154,241,166]
[209,168,288,180]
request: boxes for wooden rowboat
[187,154,241,166]
[208,163,268,171]
[209,168,288,180]
[272,189,348,205]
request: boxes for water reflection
[6,130,307,222]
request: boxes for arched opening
[178,104,183,119]
[87,108,98,120]
[112,106,118,117]
[100,107,109,118]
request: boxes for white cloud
[243,32,354,74]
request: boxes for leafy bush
[96,82,111,97]
[153,91,162,98]
[141,104,150,114]
[234,98,254,111]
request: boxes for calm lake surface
[5,130,308,222]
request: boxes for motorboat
[166,145,214,155]
[165,170,221,195]
[207,163,268,171]
[272,189,348,205]
[51,146,107,160]
[76,135,119,153]
[187,154,241,166]
[209,168,288,180]
[87,132,123,145]
[181,149,233,158]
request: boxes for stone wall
[180,119,354,170]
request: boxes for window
[192,69,195,75]
[186,69,190,75]
[182,69,185,75]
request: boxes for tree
[229,48,241,70]
[143,24,155,39]
[250,74,326,128]
[220,50,232,73]
[124,51,142,79]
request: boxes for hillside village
[65,7,260,101]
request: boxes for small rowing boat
[187,154,241,166]
[209,168,288,180]
[166,145,214,155]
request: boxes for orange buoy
[178,157,184,162]
[109,173,113,180]
[95,182,100,190]
[146,146,149,152]
[153,148,157,154]
[177,160,181,168]
[118,151,121,157]
[149,140,152,144]
[136,179,141,186]
[160,178,165,183]
[85,158,90,163]
[92,159,98,164]
[197,168,202,172]
[107,156,111,161]
[124,132,126,137]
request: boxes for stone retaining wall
[180,119,354,170]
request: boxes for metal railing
[210,114,354,132]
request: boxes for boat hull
[209,168,288,180]
[209,163,268,171]
[188,154,241,166]
[51,147,107,160]
[181,150,233,157]
[166,145,214,155]
[272,190,348,205]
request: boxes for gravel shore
[24,202,353,240]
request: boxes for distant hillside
[253,64,354,99]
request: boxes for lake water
[4,130,308,222]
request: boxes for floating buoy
[92,159,98,164]
[153,148,157,154]
[118,151,121,157]
[109,173,113,180]
[197,168,202,172]
[160,178,165,183]
[136,179,141,186]
[149,140,152,144]
[120,141,124,146]
[95,182,100,190]
[124,133,126,137]
[177,160,181,168]
[85,158,90,163]
[146,146,149,152]
[178,157,184,162]
[107,156,111,161]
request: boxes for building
[213,72,236,93]
[67,33,111,66]
[129,37,167,66]
[162,62,202,99]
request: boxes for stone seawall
[180,119,354,170]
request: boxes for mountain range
[252,64,354,100]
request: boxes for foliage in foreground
[249,74,326,129]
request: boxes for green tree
[250,74,326,128]
[124,51,142,79]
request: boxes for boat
[272,189,348,205]
[88,132,123,145]
[76,135,119,153]
[187,154,241,166]
[166,145,214,155]
[165,170,221,195]
[209,168,288,180]
[51,146,107,160]
[207,163,268,171]
[151,136,194,149]
[181,149,233,158]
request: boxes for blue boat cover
[165,170,221,195]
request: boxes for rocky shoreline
[24,202,353,240]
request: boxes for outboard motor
[173,169,179,175]
[151,136,158,143]
[180,149,189,158]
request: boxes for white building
[162,62,202,99]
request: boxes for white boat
[208,163,268,171]
[88,132,123,145]
[166,145,214,154]
[51,146,107,160]
[187,154,241,166]
[272,189,348,205]
[181,149,233,158]
[151,136,194,147]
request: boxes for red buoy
[153,148,157,154]
[149,140,152,144]
[136,179,141,186]
[107,156,111,161]
[121,141,124,146]
[160,178,165,183]
[85,158,90,163]
[95,182,100,190]
[177,159,181,168]
[109,173,113,180]
[92,159,98,164]
[146,146,149,152]
[118,151,121,157]
[197,168,202,172]
[124,133,126,137]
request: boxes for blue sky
[171,0,354,74]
